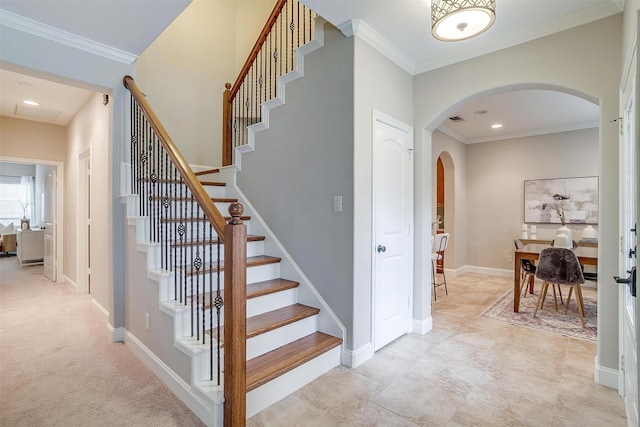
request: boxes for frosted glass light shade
[431,0,496,41]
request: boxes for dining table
[513,243,598,312]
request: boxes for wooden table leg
[514,252,521,312]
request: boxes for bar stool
[432,233,449,301]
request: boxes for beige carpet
[0,258,204,426]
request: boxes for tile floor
[248,273,627,426]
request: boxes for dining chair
[514,239,537,298]
[432,233,449,300]
[533,247,586,327]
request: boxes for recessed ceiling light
[23,100,40,106]
[491,123,503,129]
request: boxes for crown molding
[415,1,624,74]
[338,19,416,75]
[0,9,137,64]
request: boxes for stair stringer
[121,195,223,427]
[234,17,327,172]
[215,166,347,351]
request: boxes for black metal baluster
[201,214,207,345]
[208,224,214,380]
[215,234,222,384]
[179,178,186,304]
[285,3,289,73]
[171,165,177,300]
[189,193,194,336]
[195,207,201,342]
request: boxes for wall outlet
[506,254,513,263]
[145,313,150,331]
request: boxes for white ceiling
[0,0,617,136]
[0,68,93,126]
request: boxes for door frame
[371,110,414,351]
[0,156,64,281]
[617,14,639,425]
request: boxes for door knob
[377,245,386,253]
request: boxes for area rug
[481,289,597,342]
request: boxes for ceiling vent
[449,115,465,122]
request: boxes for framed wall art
[524,176,598,224]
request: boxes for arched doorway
[433,151,455,272]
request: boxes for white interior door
[619,36,638,427]
[43,169,56,281]
[373,112,413,351]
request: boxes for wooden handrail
[123,75,228,238]
[228,0,288,100]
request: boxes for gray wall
[237,23,356,346]
[352,36,414,352]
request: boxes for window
[0,175,34,225]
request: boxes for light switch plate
[333,196,343,212]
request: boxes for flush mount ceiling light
[23,100,40,106]
[431,0,496,42]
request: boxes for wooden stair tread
[210,304,320,342]
[171,235,264,248]
[152,196,238,203]
[194,278,299,309]
[138,178,225,187]
[184,255,281,276]
[162,215,251,223]
[247,278,299,299]
[199,180,226,187]
[194,168,220,176]
[246,332,342,392]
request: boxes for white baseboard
[594,355,619,390]
[413,316,433,335]
[91,298,109,319]
[63,274,78,292]
[341,342,373,368]
[123,329,222,426]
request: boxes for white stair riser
[247,315,318,360]
[192,340,223,384]
[146,200,233,215]
[162,220,252,239]
[246,345,341,418]
[247,288,298,318]
[247,263,280,284]
[175,305,212,338]
[170,263,279,292]
[170,240,264,261]
[203,185,227,199]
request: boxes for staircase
[123,165,343,425]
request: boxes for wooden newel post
[222,83,233,167]
[224,202,247,426]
